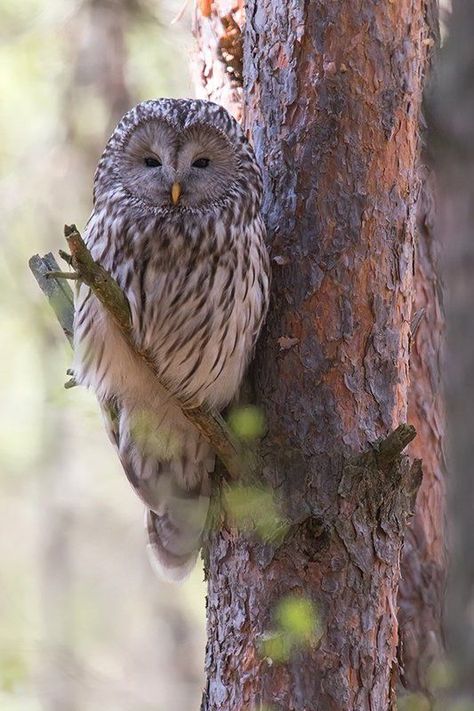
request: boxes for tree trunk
[397,0,447,692]
[399,158,447,693]
[195,1,443,708]
[433,0,474,695]
[192,0,244,120]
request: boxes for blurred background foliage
[0,3,325,706]
[0,1,206,709]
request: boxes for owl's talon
[64,377,77,389]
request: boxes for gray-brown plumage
[73,98,270,580]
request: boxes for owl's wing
[100,399,121,450]
[100,398,154,500]
[100,399,212,581]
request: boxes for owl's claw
[64,377,77,389]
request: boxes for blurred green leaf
[0,650,27,693]
[276,596,320,643]
[224,485,288,542]
[260,632,291,664]
[260,594,323,665]
[428,659,456,692]
[398,694,431,711]
[130,408,183,460]
[228,405,266,441]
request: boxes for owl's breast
[75,211,269,411]
[127,220,269,409]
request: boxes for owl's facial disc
[118,119,238,210]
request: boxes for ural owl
[73,99,270,580]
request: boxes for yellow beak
[171,182,181,205]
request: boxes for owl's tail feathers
[145,476,211,583]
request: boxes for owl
[73,98,270,581]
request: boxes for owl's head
[95,99,261,214]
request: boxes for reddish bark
[194,1,444,708]
[399,161,446,692]
[433,0,474,693]
[192,0,245,120]
[398,2,446,690]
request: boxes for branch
[29,252,75,345]
[29,225,259,480]
[371,423,417,468]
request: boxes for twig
[46,270,80,280]
[370,423,417,468]
[29,253,75,345]
[29,225,257,480]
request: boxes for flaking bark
[192,0,245,120]
[399,159,446,693]
[398,0,446,689]
[433,0,474,693]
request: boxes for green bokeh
[260,594,322,664]
[224,484,289,542]
[228,405,266,441]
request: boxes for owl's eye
[192,158,210,169]
[144,157,162,168]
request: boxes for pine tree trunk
[194,1,445,708]
[399,158,446,693]
[396,2,447,693]
[433,0,474,694]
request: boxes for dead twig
[29,224,259,480]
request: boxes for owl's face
[115,119,238,210]
[95,99,262,218]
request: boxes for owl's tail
[101,402,214,581]
[145,467,211,582]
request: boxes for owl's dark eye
[144,157,162,168]
[192,157,210,169]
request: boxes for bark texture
[399,159,447,692]
[433,0,474,694]
[396,3,447,693]
[193,0,245,120]
[195,1,440,709]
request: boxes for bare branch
[46,270,80,281]
[372,423,417,468]
[29,253,75,345]
[29,225,258,480]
